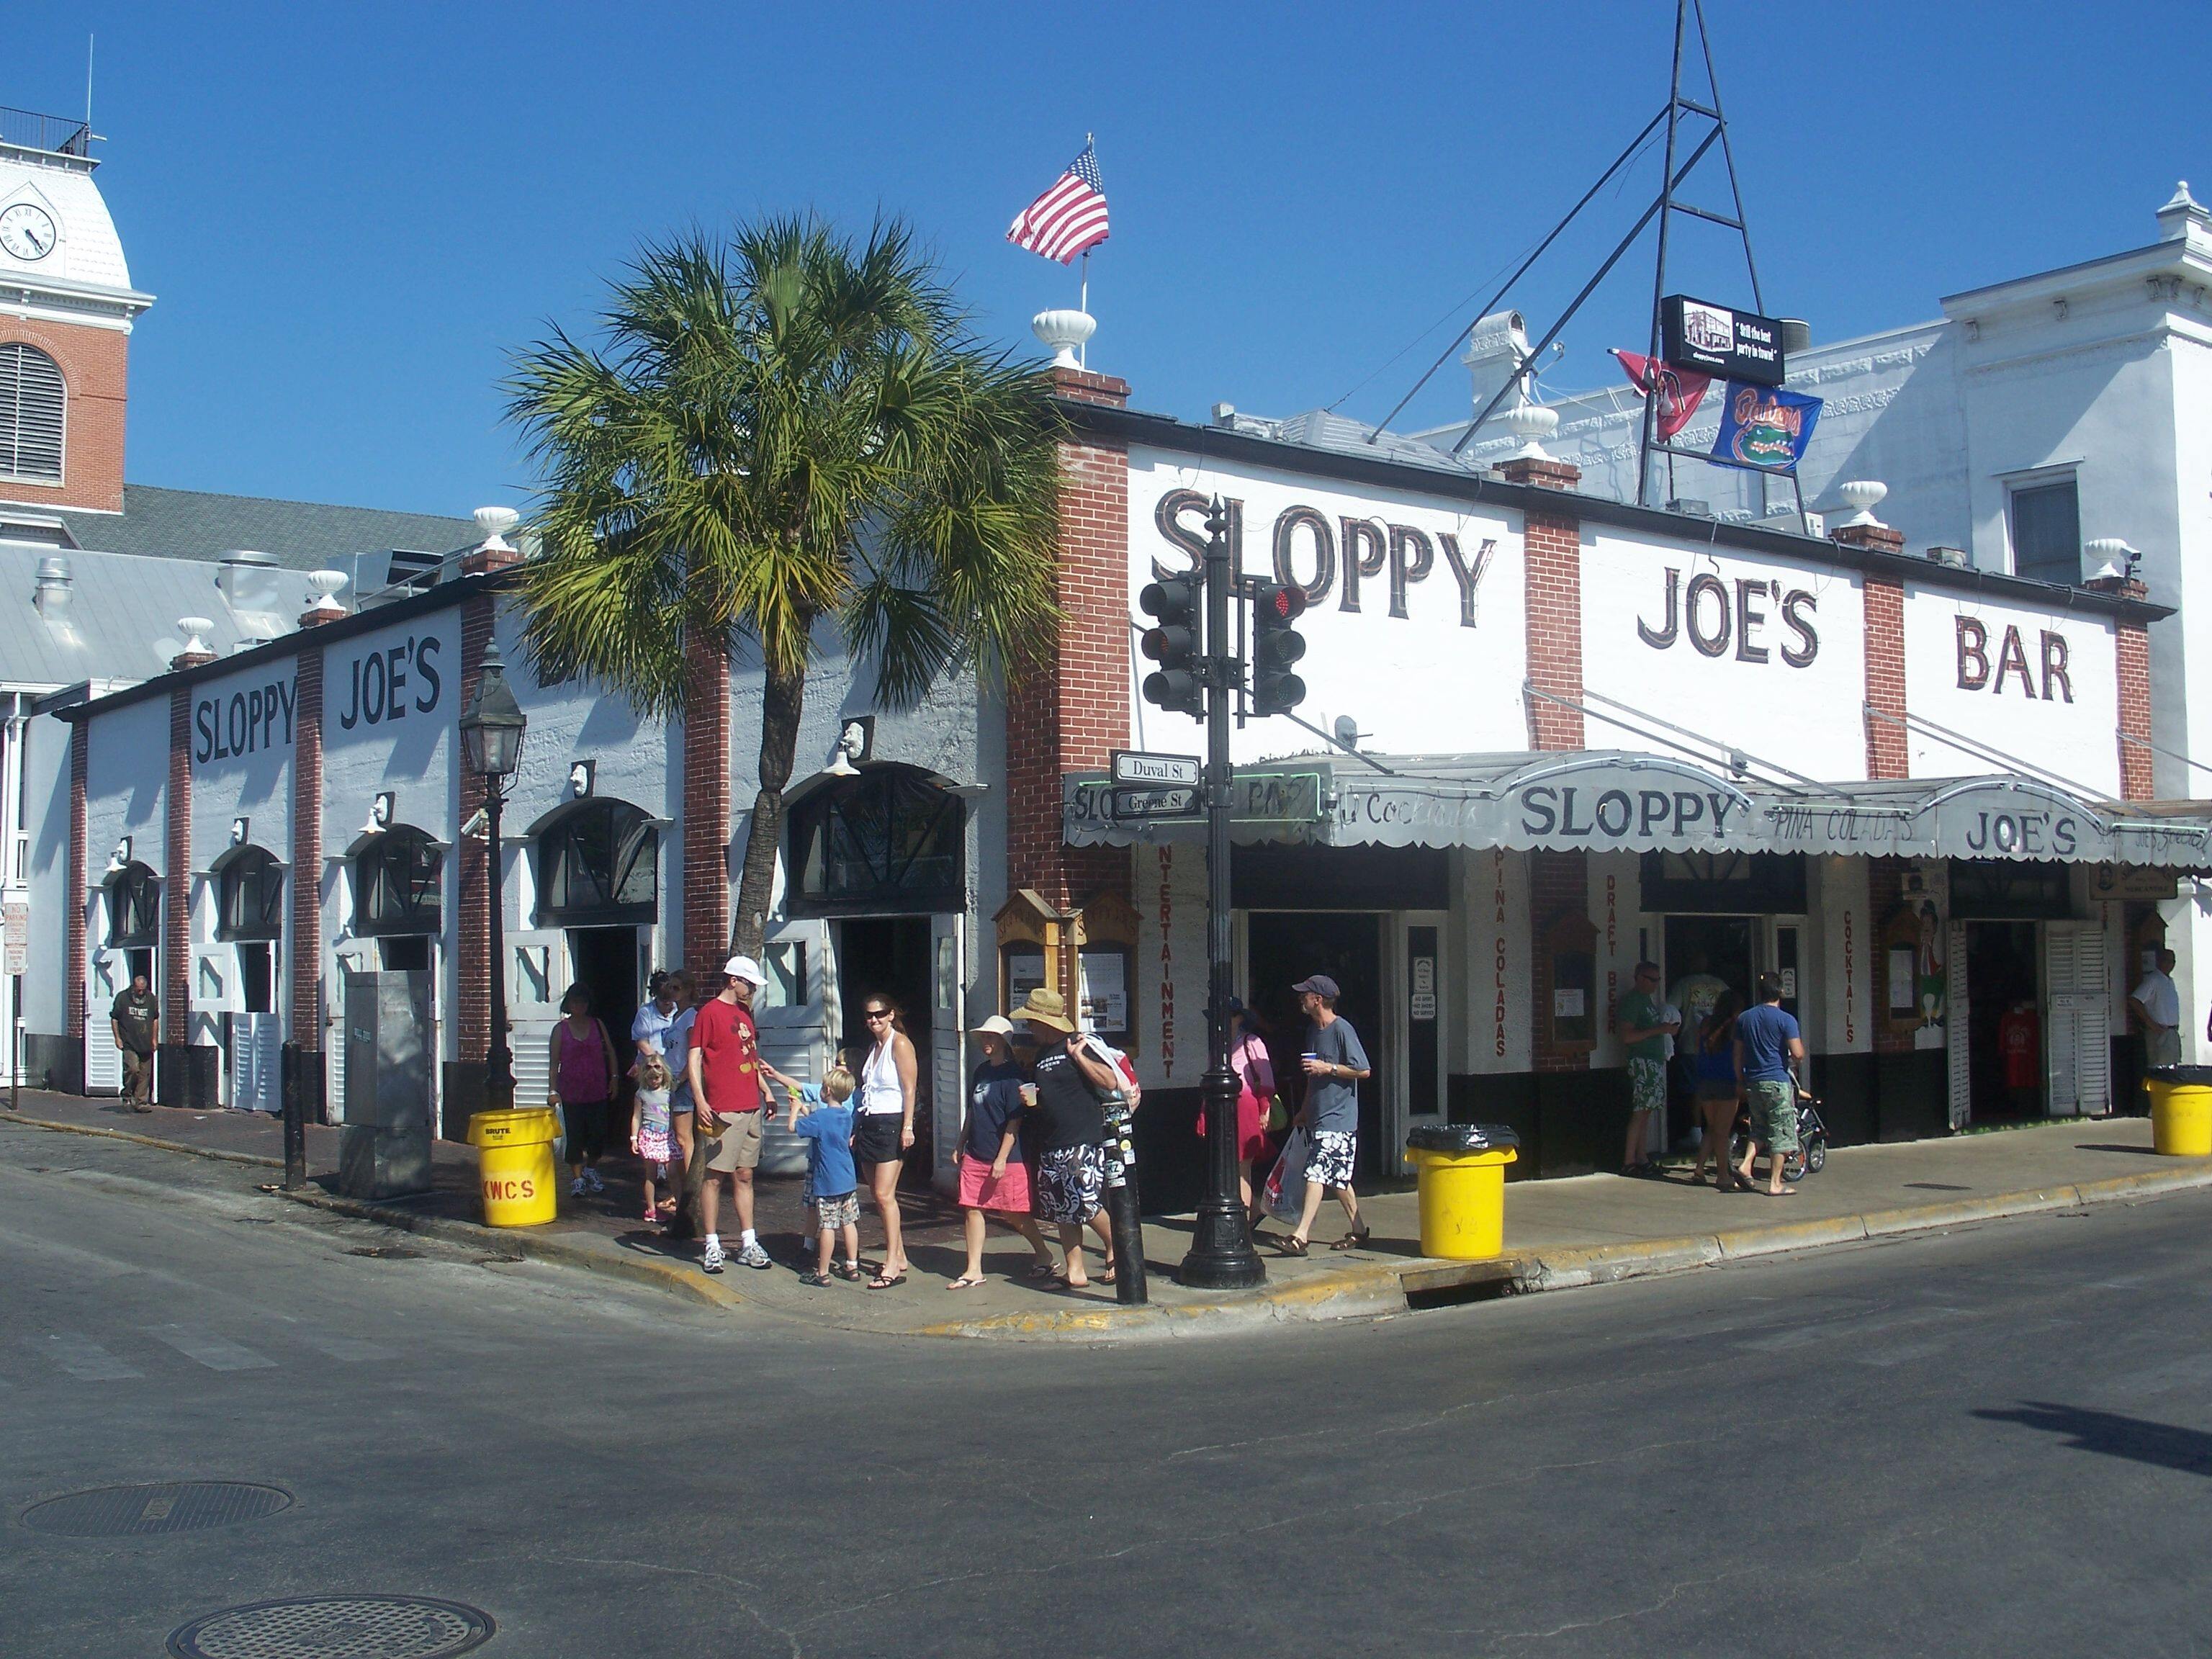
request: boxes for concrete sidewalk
[9,1089,2206,1340]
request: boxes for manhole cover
[346,1246,423,1260]
[168,1596,494,1659]
[22,1480,292,1537]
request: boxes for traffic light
[1139,571,1205,718]
[1249,580,1308,715]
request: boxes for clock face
[0,204,57,261]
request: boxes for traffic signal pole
[1178,500,1268,1290]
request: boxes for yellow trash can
[2145,1071,2212,1157]
[1404,1125,1521,1261]
[467,1107,562,1226]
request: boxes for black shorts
[853,1112,905,1169]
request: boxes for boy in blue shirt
[783,1066,859,1285]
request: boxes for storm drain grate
[167,1595,495,1659]
[22,1480,292,1537]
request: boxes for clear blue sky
[12,1,2209,517]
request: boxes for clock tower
[0,109,153,515]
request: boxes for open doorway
[1246,912,1385,1183]
[833,917,935,1179]
[566,925,643,1093]
[1966,921,2041,1119]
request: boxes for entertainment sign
[1660,295,1784,387]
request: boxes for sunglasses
[863,1009,891,1020]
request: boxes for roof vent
[34,552,71,621]
[217,549,282,616]
[1779,318,1812,356]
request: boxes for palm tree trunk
[729,660,806,960]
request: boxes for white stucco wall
[84,695,168,884]
[1125,446,1529,761]
[22,711,73,1033]
[1901,583,2120,793]
[1581,528,1869,781]
[186,661,297,869]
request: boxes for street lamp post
[459,642,527,1112]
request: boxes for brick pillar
[456,598,494,1064]
[1521,492,1584,751]
[163,690,192,1044]
[66,721,86,1043]
[1861,575,1908,779]
[290,649,323,1050]
[2085,571,2157,800]
[1530,849,1589,1072]
[682,631,731,980]
[1007,370,1137,990]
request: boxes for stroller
[1729,1090,1829,1183]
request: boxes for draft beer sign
[1660,295,1785,387]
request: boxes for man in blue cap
[1282,973,1372,1256]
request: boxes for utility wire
[1363,108,1669,442]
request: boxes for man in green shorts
[1617,962,1678,1177]
[1732,972,1807,1197]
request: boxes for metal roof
[0,543,305,691]
[25,485,476,572]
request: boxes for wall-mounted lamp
[230,817,249,846]
[362,791,394,837]
[106,836,131,874]
[823,717,874,779]
[568,760,595,799]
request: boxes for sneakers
[570,1174,588,1196]
[735,1240,771,1270]
[581,1167,606,1194]
[701,1238,726,1274]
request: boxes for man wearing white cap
[687,955,793,1273]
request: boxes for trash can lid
[1406,1122,1520,1154]
[2148,1065,2212,1085]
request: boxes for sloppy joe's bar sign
[193,676,297,767]
[1126,447,1528,760]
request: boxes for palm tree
[506,217,1062,957]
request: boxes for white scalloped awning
[1064,750,2212,868]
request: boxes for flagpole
[1078,251,1089,369]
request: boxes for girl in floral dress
[629,1052,678,1226]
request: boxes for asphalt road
[4,1117,2208,1659]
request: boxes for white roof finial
[2157,180,2208,238]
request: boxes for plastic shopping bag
[1263,1126,1310,1224]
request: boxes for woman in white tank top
[852,994,918,1287]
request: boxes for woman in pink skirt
[1197,997,1277,1230]
[948,1016,1054,1288]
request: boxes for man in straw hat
[1010,987,1122,1290]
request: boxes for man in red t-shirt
[686,955,792,1272]
[1999,1001,2040,1114]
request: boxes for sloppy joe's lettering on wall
[1902,585,2120,793]
[1581,529,1868,781]
[334,634,445,729]
[194,677,297,766]
[1126,446,1527,763]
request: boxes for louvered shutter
[0,343,64,482]
[2044,923,2111,1117]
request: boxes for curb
[5,1110,283,1170]
[16,1106,2212,1340]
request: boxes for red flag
[1612,350,1712,440]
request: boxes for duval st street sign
[1064,767,1330,835]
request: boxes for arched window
[0,343,64,483]
[104,861,160,948]
[787,766,964,915]
[536,800,658,925]
[353,827,443,937]
[214,846,284,943]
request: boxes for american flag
[1007,141,1110,264]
